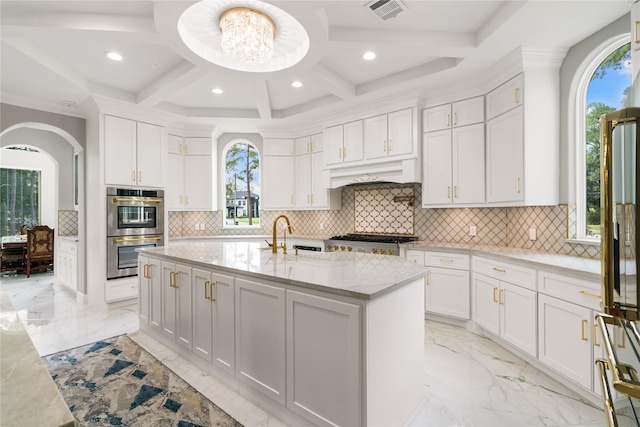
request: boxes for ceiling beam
[313,64,356,99]
[250,80,272,120]
[329,27,476,51]
[1,12,156,34]
[137,62,208,108]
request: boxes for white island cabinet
[138,241,427,427]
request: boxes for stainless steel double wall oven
[107,187,164,279]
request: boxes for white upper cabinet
[423,96,484,132]
[166,135,212,210]
[486,107,524,203]
[262,139,295,210]
[324,121,364,165]
[486,74,523,120]
[295,133,341,210]
[364,108,413,160]
[295,133,323,155]
[104,115,164,188]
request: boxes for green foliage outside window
[0,168,41,236]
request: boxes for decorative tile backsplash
[57,210,78,236]
[354,186,414,235]
[169,182,602,259]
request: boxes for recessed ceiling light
[291,81,303,88]
[105,51,123,61]
[363,51,376,61]
[211,88,224,94]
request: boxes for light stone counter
[402,241,602,280]
[0,286,75,427]
[141,240,427,299]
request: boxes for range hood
[324,158,420,189]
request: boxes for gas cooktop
[327,234,419,244]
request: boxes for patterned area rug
[42,335,243,427]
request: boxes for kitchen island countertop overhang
[139,240,429,299]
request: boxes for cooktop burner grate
[327,234,419,244]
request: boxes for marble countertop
[141,241,428,300]
[403,241,602,279]
[0,287,76,427]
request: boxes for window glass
[224,142,260,227]
[1,167,41,236]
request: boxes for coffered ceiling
[0,1,632,132]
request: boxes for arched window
[575,39,631,240]
[223,141,260,227]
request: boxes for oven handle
[112,236,163,244]
[111,196,163,204]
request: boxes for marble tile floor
[0,272,627,427]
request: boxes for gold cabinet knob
[371,248,378,254]
[347,247,352,252]
[340,246,345,251]
[333,245,339,251]
[388,249,394,255]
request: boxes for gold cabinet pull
[383,140,387,152]
[144,264,150,279]
[579,290,601,299]
[132,171,136,182]
[593,324,600,347]
[447,186,451,199]
[493,287,498,303]
[499,289,504,305]
[185,195,189,205]
[339,147,343,159]
[454,186,458,198]
[210,281,216,302]
[180,195,182,205]
[173,271,178,288]
[425,274,429,286]
[453,112,457,126]
[515,88,520,103]
[185,144,189,154]
[139,171,142,182]
[343,147,347,158]
[204,280,210,300]
[446,113,450,127]
[310,194,314,204]
[492,267,506,273]
[439,258,454,264]
[581,319,588,341]
[169,271,174,288]
[388,139,392,152]
[113,236,162,244]
[515,178,520,193]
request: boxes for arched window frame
[221,139,261,228]
[573,34,630,242]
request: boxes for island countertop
[139,241,428,300]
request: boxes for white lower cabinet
[138,255,162,332]
[55,238,78,292]
[424,252,470,319]
[161,261,192,350]
[235,278,286,404]
[538,294,594,390]
[192,268,235,374]
[472,269,537,357]
[286,290,362,426]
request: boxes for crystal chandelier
[220,8,275,65]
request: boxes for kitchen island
[138,241,428,427]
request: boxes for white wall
[0,147,57,228]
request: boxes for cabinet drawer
[57,240,77,254]
[538,270,600,311]
[473,256,536,291]
[405,250,425,265]
[106,280,138,302]
[424,251,469,270]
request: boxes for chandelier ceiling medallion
[220,7,275,65]
[178,0,309,73]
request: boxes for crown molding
[1,93,86,119]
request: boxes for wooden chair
[25,225,54,277]
[0,246,26,274]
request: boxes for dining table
[1,235,28,272]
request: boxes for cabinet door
[175,263,192,350]
[500,281,537,357]
[486,106,524,203]
[136,122,164,188]
[422,130,452,205]
[183,137,211,155]
[138,256,150,325]
[472,273,500,335]
[387,108,413,156]
[425,267,470,319]
[104,115,136,186]
[192,268,213,362]
[452,123,485,204]
[538,294,593,390]
[295,154,312,208]
[423,104,451,132]
[486,74,523,120]
[309,133,323,153]
[364,114,388,160]
[324,125,344,165]
[310,151,329,208]
[295,136,311,155]
[184,155,212,210]
[262,155,295,209]
[211,271,235,375]
[286,290,362,427]
[235,278,286,404]
[148,257,162,333]
[343,120,364,163]
[168,134,183,154]
[161,261,177,339]
[452,96,484,127]
[166,152,184,209]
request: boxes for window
[224,141,260,227]
[576,39,631,240]
[1,166,41,236]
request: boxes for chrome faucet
[272,214,293,254]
